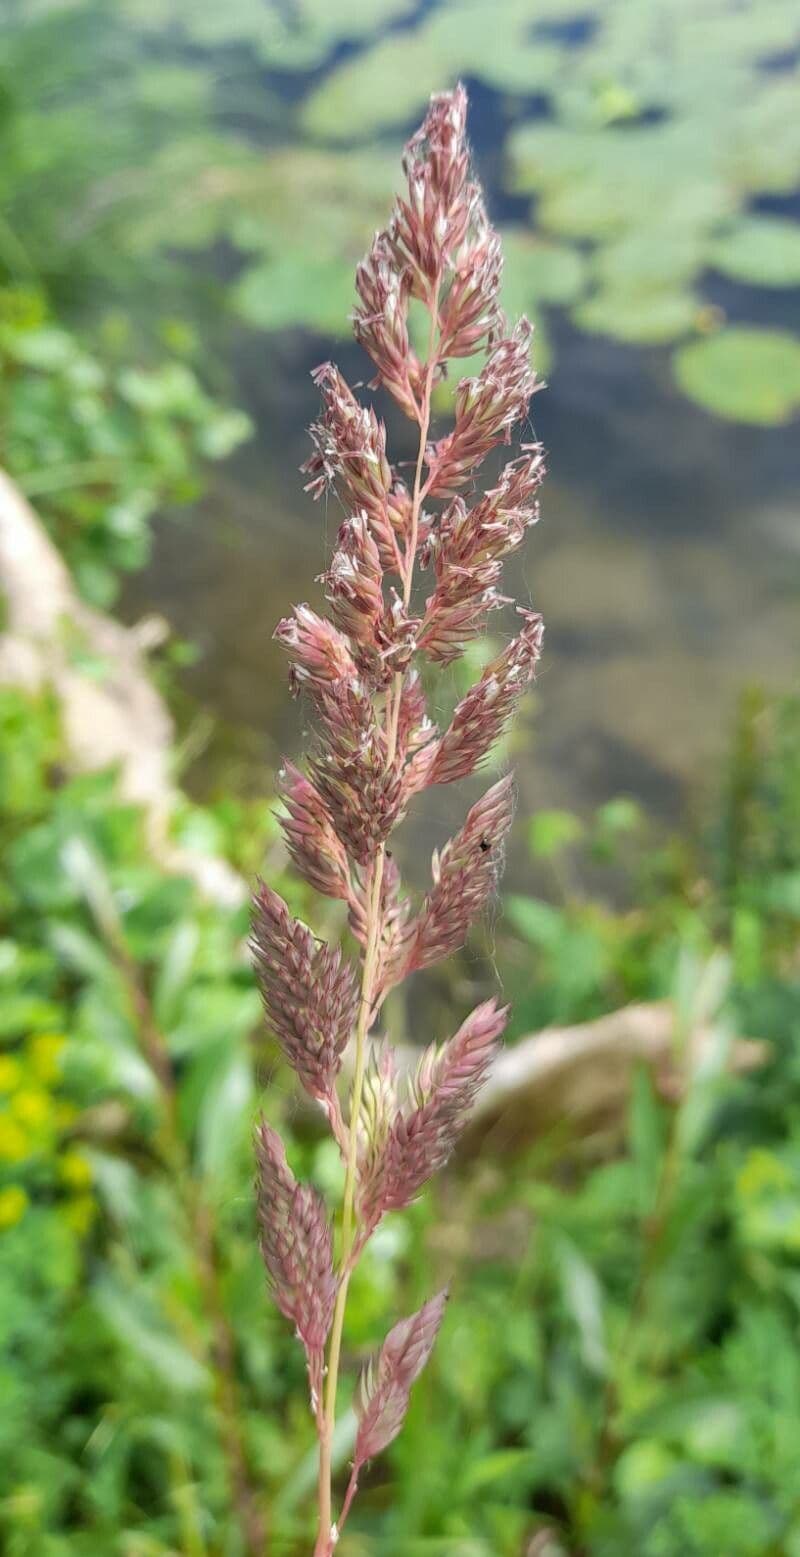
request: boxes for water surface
[123,41,800,832]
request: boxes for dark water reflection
[126,309,800,827]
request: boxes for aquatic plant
[252,85,545,1552]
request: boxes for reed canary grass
[252,84,546,1554]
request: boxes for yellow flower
[28,1032,66,1083]
[0,1184,28,1229]
[63,1195,95,1236]
[737,1147,793,1200]
[0,1056,22,1093]
[0,1115,28,1163]
[59,1150,92,1189]
[10,1090,50,1131]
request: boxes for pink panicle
[274,605,357,695]
[302,363,402,569]
[354,1292,448,1470]
[277,761,352,902]
[322,514,383,648]
[428,320,541,495]
[356,999,507,1238]
[380,776,516,997]
[392,84,472,298]
[354,235,423,421]
[251,884,358,1104]
[419,448,545,664]
[438,213,503,360]
[348,853,412,1004]
[428,611,544,785]
[255,1121,337,1362]
[253,84,548,1545]
[309,685,408,865]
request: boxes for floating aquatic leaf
[710,217,800,288]
[573,288,698,346]
[723,76,800,195]
[300,0,570,141]
[123,0,417,69]
[502,230,587,311]
[535,158,734,245]
[592,230,705,292]
[673,328,800,426]
[37,0,800,415]
[234,252,355,336]
[132,141,395,262]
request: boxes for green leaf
[60,834,121,943]
[593,230,705,291]
[764,871,800,917]
[195,1046,253,1186]
[152,921,201,1031]
[168,985,261,1059]
[93,1278,207,1392]
[501,229,587,310]
[554,1236,607,1377]
[614,1439,680,1503]
[595,797,642,835]
[710,216,800,287]
[196,407,252,460]
[233,252,355,336]
[459,1447,535,1494]
[673,328,800,425]
[628,1063,665,1217]
[300,0,567,141]
[48,922,119,986]
[573,287,698,345]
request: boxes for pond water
[121,14,800,832]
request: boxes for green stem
[314,853,385,1555]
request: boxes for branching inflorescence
[253,85,546,1554]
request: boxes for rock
[0,465,244,907]
[463,1000,766,1155]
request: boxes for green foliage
[711,217,800,288]
[0,685,300,1555]
[1,678,799,1553]
[0,2,799,1543]
[292,0,800,418]
[673,328,800,426]
[0,4,251,606]
[0,286,251,604]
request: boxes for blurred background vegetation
[0,1,799,1554]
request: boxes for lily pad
[673,328,800,425]
[592,231,705,292]
[723,76,800,195]
[300,0,570,141]
[301,31,444,142]
[233,251,355,336]
[573,288,698,345]
[502,230,587,311]
[710,217,800,288]
[131,142,395,263]
[123,0,417,70]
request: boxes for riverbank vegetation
[1,3,799,1553]
[2,679,800,1555]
